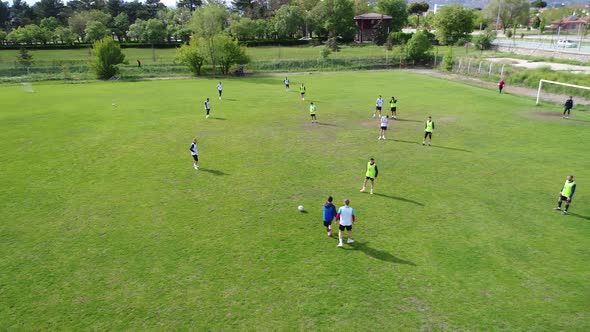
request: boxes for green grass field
[1,71,589,330]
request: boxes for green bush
[473,29,497,50]
[405,30,432,63]
[320,46,331,59]
[388,32,413,45]
[175,39,205,75]
[91,37,126,79]
[505,30,513,38]
[441,48,454,71]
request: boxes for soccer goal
[536,79,590,105]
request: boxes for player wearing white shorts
[379,115,390,140]
[217,82,223,100]
[373,95,384,118]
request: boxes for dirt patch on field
[437,116,457,123]
[360,120,380,128]
[524,110,590,125]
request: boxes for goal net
[536,79,590,105]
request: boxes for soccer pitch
[1,71,589,330]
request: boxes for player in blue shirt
[322,196,337,237]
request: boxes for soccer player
[284,77,290,92]
[336,199,355,247]
[309,102,318,123]
[323,196,337,237]
[423,116,434,146]
[554,175,576,215]
[360,158,378,195]
[204,98,211,119]
[389,96,398,119]
[190,137,199,170]
[379,115,390,140]
[373,95,384,118]
[300,83,306,101]
[217,82,223,100]
[498,79,505,94]
[563,96,573,119]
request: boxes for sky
[13,0,180,8]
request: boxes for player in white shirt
[336,199,356,247]
[204,98,211,119]
[189,137,199,170]
[373,95,384,118]
[379,115,390,140]
[217,82,223,100]
[284,77,290,92]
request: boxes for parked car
[556,39,578,48]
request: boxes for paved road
[493,40,590,53]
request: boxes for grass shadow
[317,122,337,127]
[211,117,227,120]
[372,193,424,206]
[568,119,590,123]
[350,241,416,265]
[200,168,229,176]
[392,139,420,145]
[568,212,590,221]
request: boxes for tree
[531,0,546,9]
[175,39,205,75]
[0,1,9,30]
[111,12,130,41]
[106,0,124,17]
[32,0,65,22]
[145,0,165,18]
[191,5,229,71]
[229,16,257,40]
[271,5,305,38]
[376,0,407,32]
[472,28,496,50]
[143,18,166,43]
[408,1,428,27]
[353,0,371,15]
[54,26,76,43]
[68,10,111,41]
[17,47,33,69]
[405,29,432,63]
[322,0,355,39]
[433,4,474,45]
[372,19,390,46]
[11,0,35,27]
[85,20,110,41]
[483,0,529,32]
[532,16,541,29]
[127,19,146,41]
[40,17,60,30]
[0,31,7,44]
[440,48,453,71]
[91,37,125,79]
[177,0,202,11]
[125,0,150,22]
[215,35,249,74]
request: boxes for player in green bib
[554,175,577,215]
[309,102,318,123]
[300,84,306,101]
[360,158,378,195]
[389,96,398,119]
[423,116,434,146]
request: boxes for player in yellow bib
[360,158,378,195]
[309,102,318,124]
[554,175,577,215]
[300,84,306,101]
[423,116,435,146]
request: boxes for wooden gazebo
[354,13,393,43]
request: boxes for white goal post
[536,79,590,105]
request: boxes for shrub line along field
[1,71,589,330]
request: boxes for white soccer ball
[298,205,304,212]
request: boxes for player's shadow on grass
[211,117,227,120]
[569,212,590,221]
[392,139,472,153]
[351,241,416,265]
[395,118,421,123]
[568,119,590,123]
[372,193,424,206]
[200,168,229,176]
[317,122,336,127]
